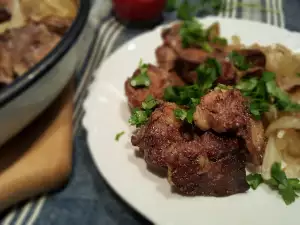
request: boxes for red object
[113,0,166,22]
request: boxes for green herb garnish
[115,131,125,141]
[174,108,188,121]
[164,84,203,106]
[236,71,300,119]
[246,173,263,190]
[212,37,228,46]
[200,42,213,52]
[196,58,222,91]
[262,72,300,111]
[179,19,227,52]
[165,58,221,124]
[128,109,149,127]
[180,19,207,48]
[247,162,300,205]
[173,106,196,124]
[164,58,221,107]
[229,51,250,71]
[130,60,150,87]
[214,83,232,90]
[128,95,158,127]
[142,95,158,110]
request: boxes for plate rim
[83,16,300,225]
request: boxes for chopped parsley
[179,19,227,52]
[164,58,221,107]
[174,108,188,121]
[128,95,158,127]
[130,60,150,87]
[229,51,251,71]
[164,58,221,124]
[174,107,196,124]
[164,84,203,106]
[180,19,207,48]
[115,131,125,141]
[246,173,263,190]
[236,71,300,119]
[214,83,232,91]
[247,162,300,205]
[196,58,222,90]
[200,42,213,52]
[212,37,228,46]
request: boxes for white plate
[83,16,300,225]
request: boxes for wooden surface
[0,81,74,212]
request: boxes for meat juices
[132,102,249,196]
[193,89,265,165]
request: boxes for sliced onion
[261,134,281,179]
[276,129,300,162]
[284,164,300,178]
[265,116,300,137]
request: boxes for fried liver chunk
[125,64,184,108]
[131,102,249,196]
[131,102,182,168]
[164,132,249,196]
[193,90,265,165]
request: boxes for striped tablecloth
[1,0,300,224]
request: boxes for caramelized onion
[265,116,300,136]
[261,134,281,179]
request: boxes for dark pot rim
[0,0,90,108]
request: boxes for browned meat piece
[193,90,265,165]
[178,59,236,85]
[4,23,61,75]
[164,132,249,196]
[216,60,236,85]
[161,22,182,52]
[131,102,183,168]
[177,48,209,64]
[41,16,73,35]
[125,64,170,108]
[131,101,250,196]
[234,49,266,81]
[194,90,248,133]
[0,42,13,84]
[168,71,185,86]
[155,45,177,71]
[239,118,266,165]
[236,49,266,68]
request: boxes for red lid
[113,0,166,22]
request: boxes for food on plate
[0,0,78,88]
[123,17,300,204]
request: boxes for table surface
[2,0,300,224]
